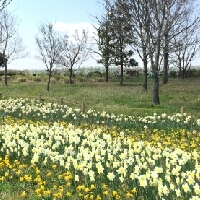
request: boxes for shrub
[187,69,199,77]
[33,77,42,82]
[17,78,26,82]
[169,70,179,77]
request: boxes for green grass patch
[0,77,199,117]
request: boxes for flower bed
[0,98,200,199]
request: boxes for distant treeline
[0,70,26,76]
[1,67,200,78]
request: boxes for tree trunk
[105,24,109,82]
[4,59,7,86]
[163,5,169,85]
[163,33,169,84]
[152,37,161,105]
[179,67,181,78]
[142,56,148,91]
[153,70,160,105]
[182,68,186,79]
[177,58,182,78]
[105,58,109,82]
[46,72,51,92]
[163,51,168,84]
[120,55,123,85]
[69,68,73,84]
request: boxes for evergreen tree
[96,0,138,84]
[107,0,138,85]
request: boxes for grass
[0,76,199,117]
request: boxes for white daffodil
[107,172,115,181]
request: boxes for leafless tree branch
[35,22,62,91]
[0,10,27,85]
[58,29,91,84]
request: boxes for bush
[186,69,200,77]
[33,77,42,82]
[169,70,179,78]
[17,78,26,82]
[93,71,102,77]
[76,77,85,82]
[113,70,121,77]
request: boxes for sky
[4,0,200,71]
[6,0,102,70]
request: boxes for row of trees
[96,0,200,104]
[94,1,139,84]
[35,24,91,91]
[0,7,90,89]
[0,0,200,105]
[34,0,200,97]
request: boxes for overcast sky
[6,0,101,70]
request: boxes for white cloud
[52,21,98,47]
[53,21,96,36]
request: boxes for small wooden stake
[82,102,85,114]
[38,94,42,101]
[181,106,186,114]
[60,97,63,105]
[0,92,2,99]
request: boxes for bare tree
[35,22,62,91]
[169,2,200,79]
[0,0,12,12]
[59,29,91,84]
[146,0,190,104]
[161,0,200,84]
[172,24,200,78]
[0,10,28,85]
[123,0,199,105]
[124,0,150,90]
[121,0,164,103]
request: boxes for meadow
[0,74,200,199]
[0,73,200,117]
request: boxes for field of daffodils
[0,98,200,200]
